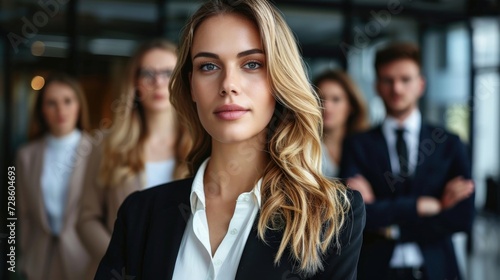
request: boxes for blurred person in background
[340,42,475,280]
[76,39,191,279]
[16,73,91,280]
[313,69,369,178]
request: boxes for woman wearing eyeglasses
[76,39,191,280]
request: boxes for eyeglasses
[138,69,173,85]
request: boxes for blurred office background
[1,0,499,279]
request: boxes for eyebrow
[192,48,264,60]
[237,49,264,58]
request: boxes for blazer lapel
[141,179,192,279]
[372,126,413,197]
[373,126,393,175]
[33,139,52,234]
[236,215,294,280]
[412,123,433,193]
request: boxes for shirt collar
[46,129,82,148]
[382,109,421,137]
[190,157,262,214]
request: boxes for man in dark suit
[340,42,475,280]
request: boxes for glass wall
[471,18,500,209]
[422,23,471,142]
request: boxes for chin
[211,127,266,145]
[148,104,171,112]
[389,106,413,117]
[211,130,249,143]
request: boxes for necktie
[395,128,409,176]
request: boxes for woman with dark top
[95,1,365,279]
[313,69,369,178]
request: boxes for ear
[418,75,426,98]
[189,71,196,102]
[375,79,382,97]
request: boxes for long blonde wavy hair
[100,39,191,188]
[170,0,350,276]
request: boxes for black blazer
[340,123,475,280]
[94,178,365,280]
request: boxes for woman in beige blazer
[16,73,91,280]
[77,39,191,279]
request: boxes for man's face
[376,59,425,118]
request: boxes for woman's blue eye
[201,63,218,71]
[245,62,261,69]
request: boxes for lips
[214,104,250,120]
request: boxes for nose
[53,103,66,121]
[55,102,64,114]
[324,98,335,108]
[392,80,404,95]
[220,68,240,96]
[153,75,168,86]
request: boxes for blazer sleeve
[339,136,361,179]
[316,190,366,280]
[76,145,112,260]
[15,149,31,276]
[399,136,475,242]
[94,191,138,280]
[363,197,419,229]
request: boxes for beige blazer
[16,134,92,280]
[76,141,144,280]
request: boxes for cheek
[191,76,219,107]
[190,77,210,103]
[412,83,423,98]
[262,97,276,127]
[194,100,214,134]
[325,101,336,112]
[338,101,351,116]
[70,103,80,118]
[137,88,152,103]
[190,83,199,103]
[42,105,56,121]
[192,91,213,121]
[378,84,390,95]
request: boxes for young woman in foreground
[95,0,365,279]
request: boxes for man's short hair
[375,42,421,76]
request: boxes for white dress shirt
[144,159,175,189]
[382,109,424,268]
[41,129,82,235]
[321,142,339,178]
[172,158,262,280]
